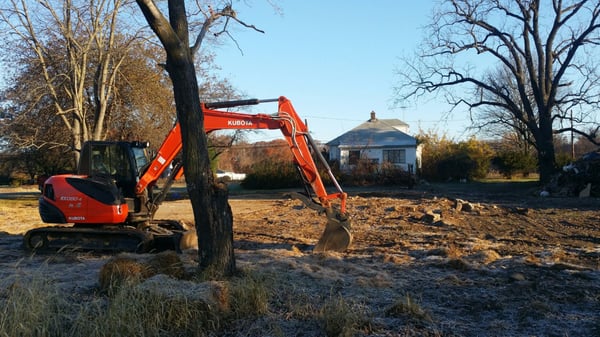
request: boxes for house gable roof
[327,115,416,148]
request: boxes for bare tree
[0,0,138,163]
[476,65,536,153]
[2,34,238,170]
[135,0,263,276]
[396,0,600,183]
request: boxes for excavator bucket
[314,210,352,252]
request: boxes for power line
[303,115,471,123]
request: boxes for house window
[383,149,406,164]
[348,150,361,165]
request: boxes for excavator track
[23,220,185,253]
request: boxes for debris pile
[550,150,600,197]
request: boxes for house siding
[332,145,418,173]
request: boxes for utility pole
[570,110,575,160]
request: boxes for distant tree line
[214,131,600,189]
[3,127,598,187]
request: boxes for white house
[326,111,421,174]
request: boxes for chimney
[369,111,377,122]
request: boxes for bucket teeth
[314,211,352,252]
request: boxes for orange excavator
[25,97,352,253]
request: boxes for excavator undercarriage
[24,220,185,253]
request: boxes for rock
[484,233,497,241]
[509,272,526,282]
[461,202,476,212]
[438,219,458,227]
[422,211,441,224]
[395,204,418,212]
[454,199,477,212]
[454,199,464,211]
[511,207,529,215]
[579,183,591,198]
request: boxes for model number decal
[60,196,82,201]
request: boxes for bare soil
[1,182,599,336]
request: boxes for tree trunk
[537,115,557,185]
[135,0,236,277]
[537,141,556,186]
[197,182,235,274]
[166,49,235,277]
[72,117,82,164]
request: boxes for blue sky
[212,1,474,143]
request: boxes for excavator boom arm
[136,96,351,251]
[137,97,346,209]
[204,97,347,212]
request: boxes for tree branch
[190,4,264,57]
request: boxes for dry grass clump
[3,256,375,337]
[517,300,554,324]
[319,295,371,337]
[92,267,277,336]
[467,249,502,264]
[147,250,187,277]
[385,293,433,324]
[382,253,413,264]
[279,290,319,320]
[445,243,464,259]
[98,255,148,293]
[444,258,471,271]
[0,273,220,337]
[0,265,277,337]
[99,250,186,294]
[227,270,271,319]
[0,276,74,336]
[74,284,219,337]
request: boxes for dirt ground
[1,182,599,336]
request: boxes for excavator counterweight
[29,96,352,253]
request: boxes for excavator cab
[78,141,149,196]
[75,141,165,221]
